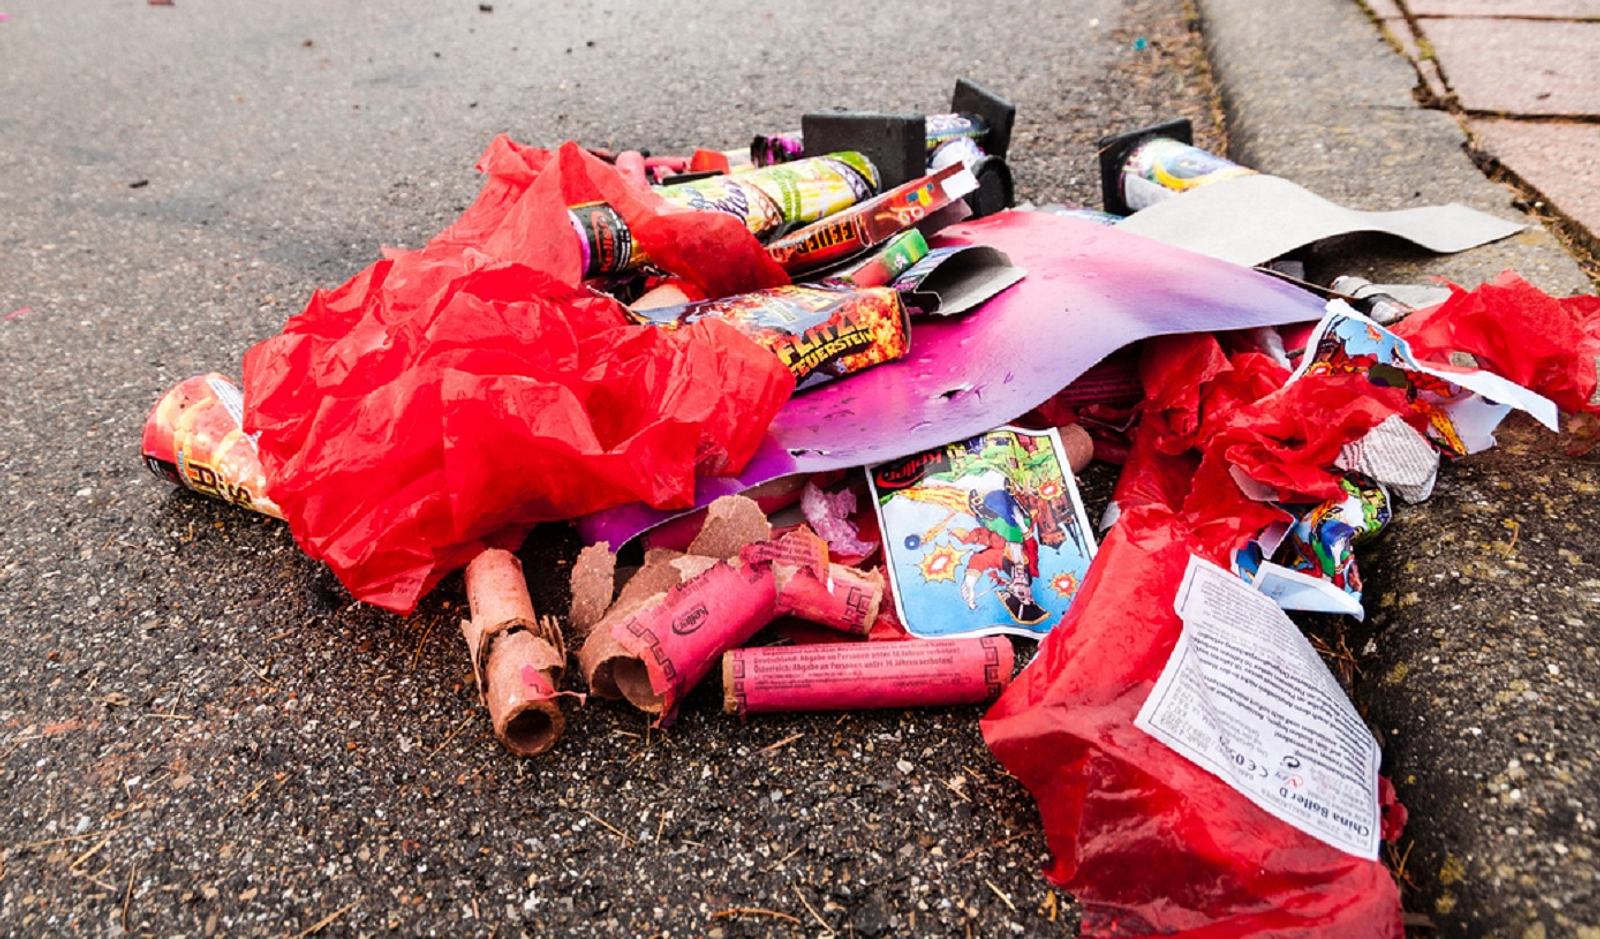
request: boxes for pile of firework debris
[139,80,1600,936]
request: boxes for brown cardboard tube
[461,549,573,757]
[577,495,768,703]
[577,591,664,701]
[721,637,1015,716]
[575,549,716,700]
[607,559,780,718]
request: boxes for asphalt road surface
[0,2,1223,934]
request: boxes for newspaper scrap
[1136,555,1382,859]
[1336,414,1439,503]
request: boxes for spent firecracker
[765,163,976,276]
[142,374,282,519]
[1119,136,1256,212]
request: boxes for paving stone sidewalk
[1366,0,1600,261]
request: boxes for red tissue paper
[243,140,794,613]
[1394,270,1600,417]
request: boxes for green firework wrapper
[827,230,931,288]
[657,153,879,237]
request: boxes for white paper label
[1120,173,1173,212]
[205,376,246,429]
[1135,555,1382,859]
[204,375,262,453]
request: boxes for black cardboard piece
[801,111,926,190]
[657,170,725,187]
[950,78,1016,159]
[1095,118,1193,217]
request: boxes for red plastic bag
[988,342,1412,937]
[243,141,796,613]
[982,505,1403,938]
[1394,271,1600,416]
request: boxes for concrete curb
[1197,0,1592,295]
[1198,1,1600,936]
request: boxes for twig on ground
[68,834,114,871]
[582,810,635,847]
[985,879,1018,913]
[294,900,358,938]
[429,715,475,757]
[121,860,138,931]
[792,886,834,935]
[759,732,805,754]
[709,907,801,926]
[410,616,440,672]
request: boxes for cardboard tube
[755,527,884,636]
[607,560,779,715]
[1058,422,1094,473]
[576,551,716,699]
[576,496,888,722]
[778,563,885,636]
[721,637,1014,716]
[576,611,642,702]
[461,549,571,757]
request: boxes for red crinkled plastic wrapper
[1138,333,1233,454]
[243,140,795,613]
[1111,337,1292,524]
[981,505,1403,938]
[1394,270,1600,416]
[988,342,1416,937]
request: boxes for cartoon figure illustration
[1284,475,1391,597]
[1302,314,1473,455]
[949,483,1047,624]
[868,427,1096,639]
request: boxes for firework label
[722,637,1013,716]
[867,426,1097,639]
[629,285,911,391]
[1120,136,1255,212]
[141,373,282,519]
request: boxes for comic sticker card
[867,426,1097,640]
